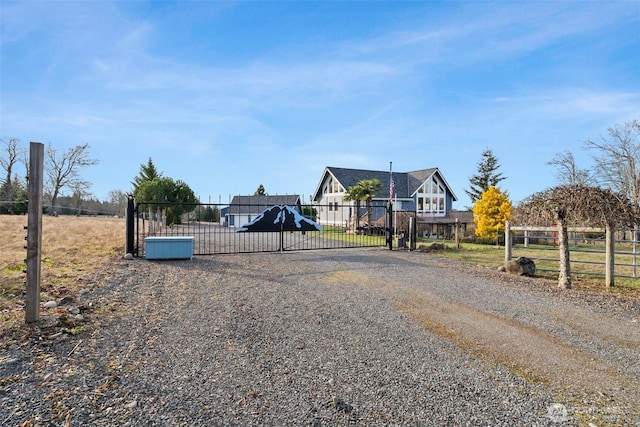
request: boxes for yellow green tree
[473,186,512,241]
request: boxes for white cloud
[349,2,637,69]
[2,1,638,203]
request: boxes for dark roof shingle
[326,166,441,199]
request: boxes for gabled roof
[407,169,458,201]
[227,195,301,215]
[313,166,457,201]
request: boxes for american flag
[389,176,394,201]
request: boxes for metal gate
[126,199,391,256]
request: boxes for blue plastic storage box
[144,236,194,260]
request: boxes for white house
[311,166,464,235]
[222,195,302,228]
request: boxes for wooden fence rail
[505,222,640,287]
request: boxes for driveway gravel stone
[1,248,639,426]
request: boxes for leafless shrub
[513,184,638,228]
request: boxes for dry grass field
[3,215,638,340]
[1,215,124,336]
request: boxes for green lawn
[417,238,640,292]
[319,227,387,246]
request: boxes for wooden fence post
[504,220,512,264]
[605,224,615,288]
[25,142,44,323]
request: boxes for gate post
[279,220,284,252]
[126,196,135,255]
[387,201,393,250]
[409,216,417,251]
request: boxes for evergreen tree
[134,176,198,226]
[465,149,506,204]
[134,177,169,204]
[302,205,317,221]
[254,184,266,196]
[197,206,219,222]
[0,174,27,214]
[0,138,24,214]
[132,157,162,194]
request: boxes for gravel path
[1,248,639,426]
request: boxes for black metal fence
[129,201,390,256]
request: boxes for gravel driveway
[1,248,639,426]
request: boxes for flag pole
[389,161,393,202]
[387,161,394,250]
[389,162,393,200]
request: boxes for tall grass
[1,215,124,333]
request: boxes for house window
[323,176,343,194]
[416,176,446,216]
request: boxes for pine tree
[132,158,162,193]
[465,149,506,204]
[473,186,512,242]
[254,184,267,196]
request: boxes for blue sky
[1,1,639,208]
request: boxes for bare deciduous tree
[45,143,98,215]
[547,150,593,186]
[71,181,92,215]
[108,189,130,216]
[515,185,637,289]
[584,119,640,207]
